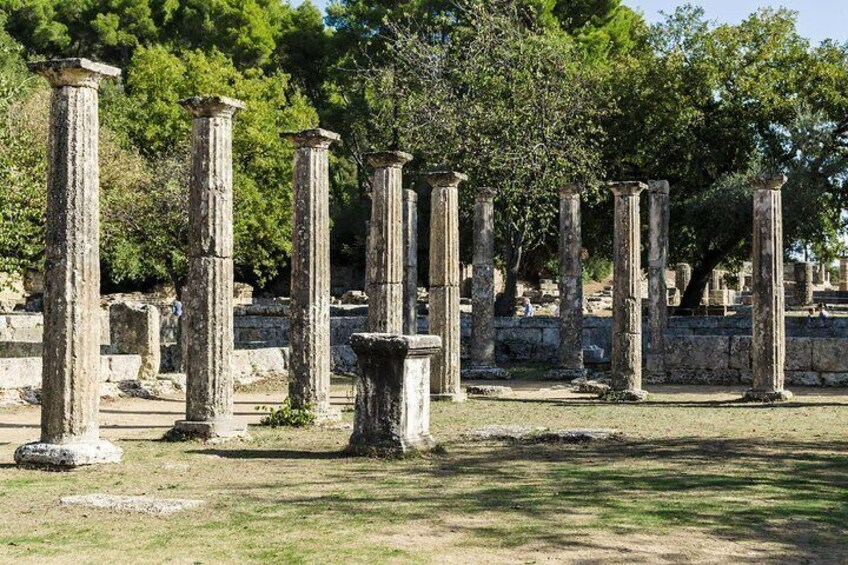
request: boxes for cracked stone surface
[60,494,204,516]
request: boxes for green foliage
[256,398,316,428]
[582,255,612,283]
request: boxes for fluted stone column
[840,258,848,292]
[403,190,419,335]
[675,263,692,296]
[284,129,341,421]
[794,262,814,306]
[366,151,412,333]
[465,187,509,379]
[745,174,792,402]
[557,184,585,378]
[170,96,248,440]
[647,180,670,374]
[15,59,123,468]
[426,172,467,401]
[603,182,648,402]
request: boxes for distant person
[819,303,830,319]
[522,297,535,318]
[172,298,183,318]
[807,307,816,320]
[552,298,560,318]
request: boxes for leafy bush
[256,398,316,428]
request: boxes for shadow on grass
[485,396,848,409]
[222,435,848,562]
[188,448,348,460]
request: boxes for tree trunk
[496,232,523,317]
[679,245,736,309]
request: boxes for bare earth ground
[1,376,847,564]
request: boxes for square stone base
[600,389,649,402]
[168,419,249,441]
[431,392,467,403]
[348,432,436,456]
[15,439,123,469]
[461,366,512,380]
[741,390,793,403]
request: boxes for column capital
[608,181,647,196]
[476,186,497,201]
[559,183,582,197]
[424,171,467,189]
[365,151,413,168]
[180,95,245,118]
[404,189,418,203]
[648,180,670,194]
[748,174,787,191]
[29,58,120,89]
[283,128,341,149]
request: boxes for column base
[461,366,512,380]
[600,389,649,402]
[167,419,250,442]
[542,367,587,381]
[741,390,794,403]
[431,392,467,403]
[15,439,123,469]
[348,433,437,456]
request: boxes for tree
[606,6,848,307]
[356,1,606,314]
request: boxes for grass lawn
[1,379,847,564]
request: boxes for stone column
[426,171,467,402]
[840,258,848,292]
[110,302,161,380]
[403,190,419,335]
[465,187,509,379]
[557,183,585,378]
[745,174,792,402]
[169,96,248,440]
[647,180,670,374]
[365,152,412,333]
[794,262,814,306]
[603,182,648,402]
[14,59,123,469]
[675,263,692,295]
[348,333,440,454]
[284,129,341,422]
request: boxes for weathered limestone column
[366,151,412,333]
[465,187,509,379]
[170,96,248,440]
[403,190,419,335]
[647,180,670,374]
[15,59,123,469]
[603,182,648,402]
[745,174,792,402]
[675,263,692,295]
[840,258,848,292]
[348,333,440,454]
[557,183,585,378]
[284,129,341,421]
[426,171,467,402]
[710,270,722,291]
[794,262,814,306]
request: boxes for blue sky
[295,1,848,44]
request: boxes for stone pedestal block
[603,181,648,402]
[745,175,791,402]
[366,151,412,333]
[110,302,160,379]
[675,263,692,294]
[284,128,341,423]
[15,59,123,469]
[426,172,467,401]
[403,190,419,335]
[348,333,440,454]
[647,180,669,373]
[170,96,248,440]
[840,258,848,292]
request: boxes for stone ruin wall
[4,309,848,392]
